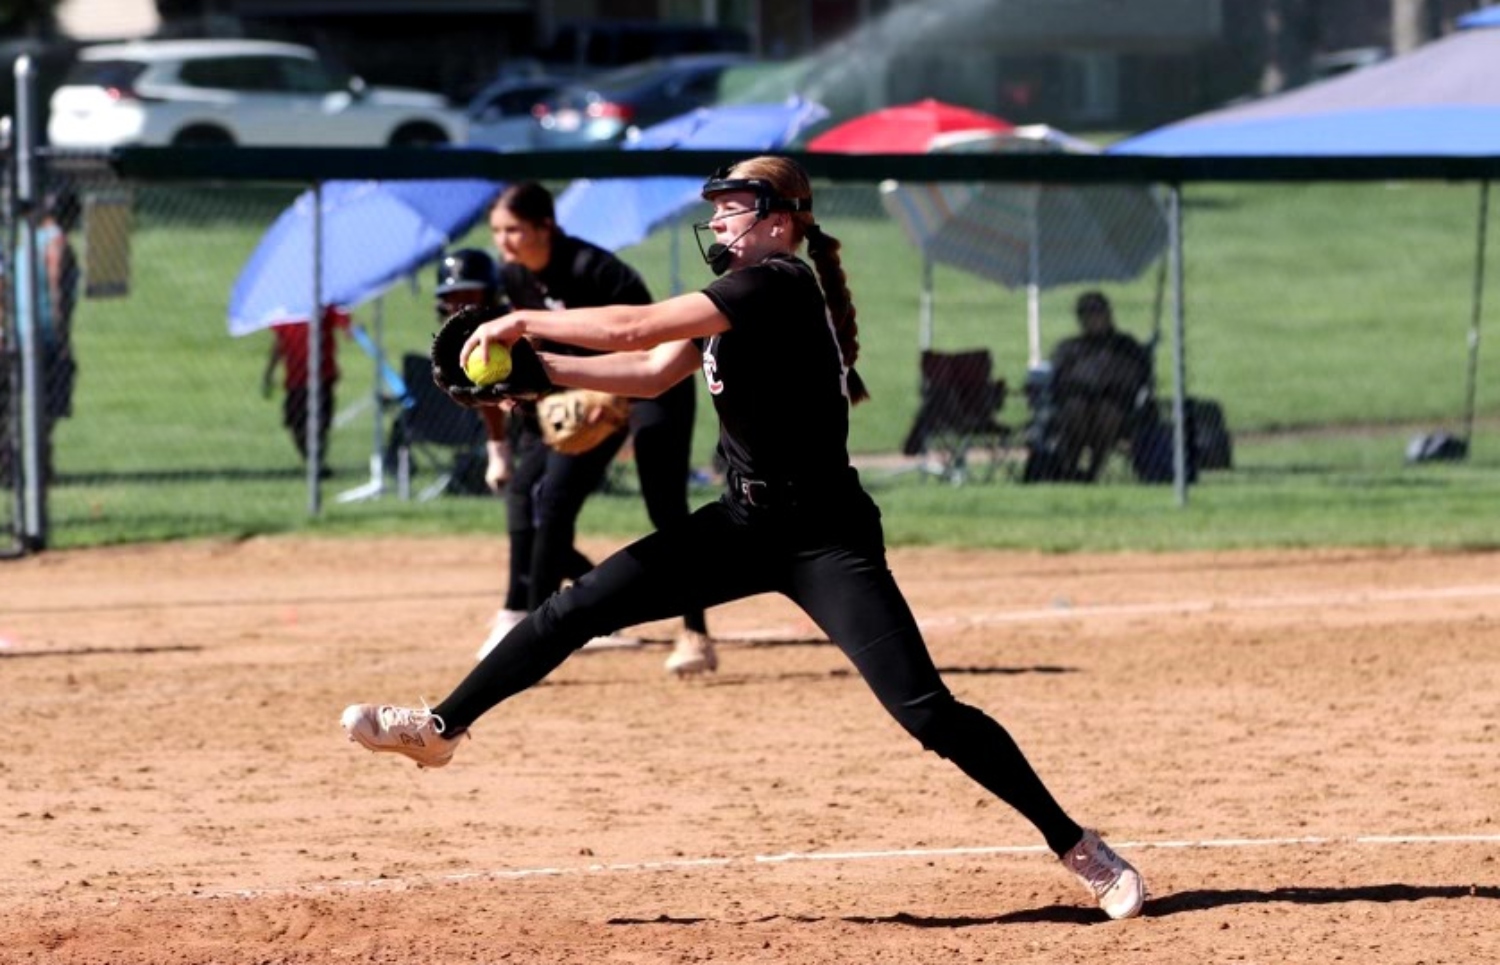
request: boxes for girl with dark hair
[343,157,1145,920]
[476,181,715,674]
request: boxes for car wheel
[389,122,449,147]
[172,125,235,147]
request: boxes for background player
[477,182,716,675]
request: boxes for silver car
[48,39,467,148]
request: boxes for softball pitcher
[343,156,1145,920]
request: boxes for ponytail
[805,223,870,404]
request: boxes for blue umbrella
[554,97,828,253]
[228,177,503,336]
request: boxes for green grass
[26,175,1500,552]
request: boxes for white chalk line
[195,832,1500,902]
[725,583,1500,642]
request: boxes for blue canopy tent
[1110,11,1500,460]
[1110,14,1500,157]
[554,98,827,290]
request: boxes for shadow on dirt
[612,884,1500,928]
[1143,883,1500,917]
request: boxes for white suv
[48,39,467,148]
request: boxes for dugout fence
[2,142,1497,553]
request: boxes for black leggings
[436,495,1084,855]
[629,379,706,634]
[504,424,627,612]
[282,383,334,465]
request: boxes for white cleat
[341,702,466,769]
[664,630,718,677]
[1060,829,1146,920]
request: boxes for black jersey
[500,232,692,422]
[700,253,853,486]
[502,233,651,323]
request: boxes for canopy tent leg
[1462,179,1488,450]
[918,254,934,352]
[1026,200,1042,368]
[306,180,324,515]
[336,297,392,504]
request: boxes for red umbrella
[807,98,1013,153]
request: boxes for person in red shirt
[263,306,350,476]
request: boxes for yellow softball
[463,345,512,386]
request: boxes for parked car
[47,39,467,149]
[464,73,568,153]
[532,54,752,149]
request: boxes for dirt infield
[3,537,1498,964]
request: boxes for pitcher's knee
[898,694,987,757]
[532,589,601,645]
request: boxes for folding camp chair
[900,349,1013,483]
[389,353,487,500]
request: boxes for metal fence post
[1167,183,1188,507]
[307,180,323,515]
[13,54,46,549]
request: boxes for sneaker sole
[1101,872,1145,920]
[665,654,718,675]
[343,725,454,769]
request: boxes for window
[64,60,146,89]
[1063,51,1119,123]
[276,56,344,95]
[179,57,282,92]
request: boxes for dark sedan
[532,53,753,149]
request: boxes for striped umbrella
[879,126,1167,365]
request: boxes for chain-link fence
[2,145,1496,551]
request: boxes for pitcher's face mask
[693,167,812,275]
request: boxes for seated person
[1045,291,1152,482]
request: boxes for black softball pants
[628,378,707,635]
[436,495,1084,855]
[503,424,627,612]
[282,383,334,467]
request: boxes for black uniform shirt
[700,253,853,487]
[500,232,691,430]
[503,232,652,327]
